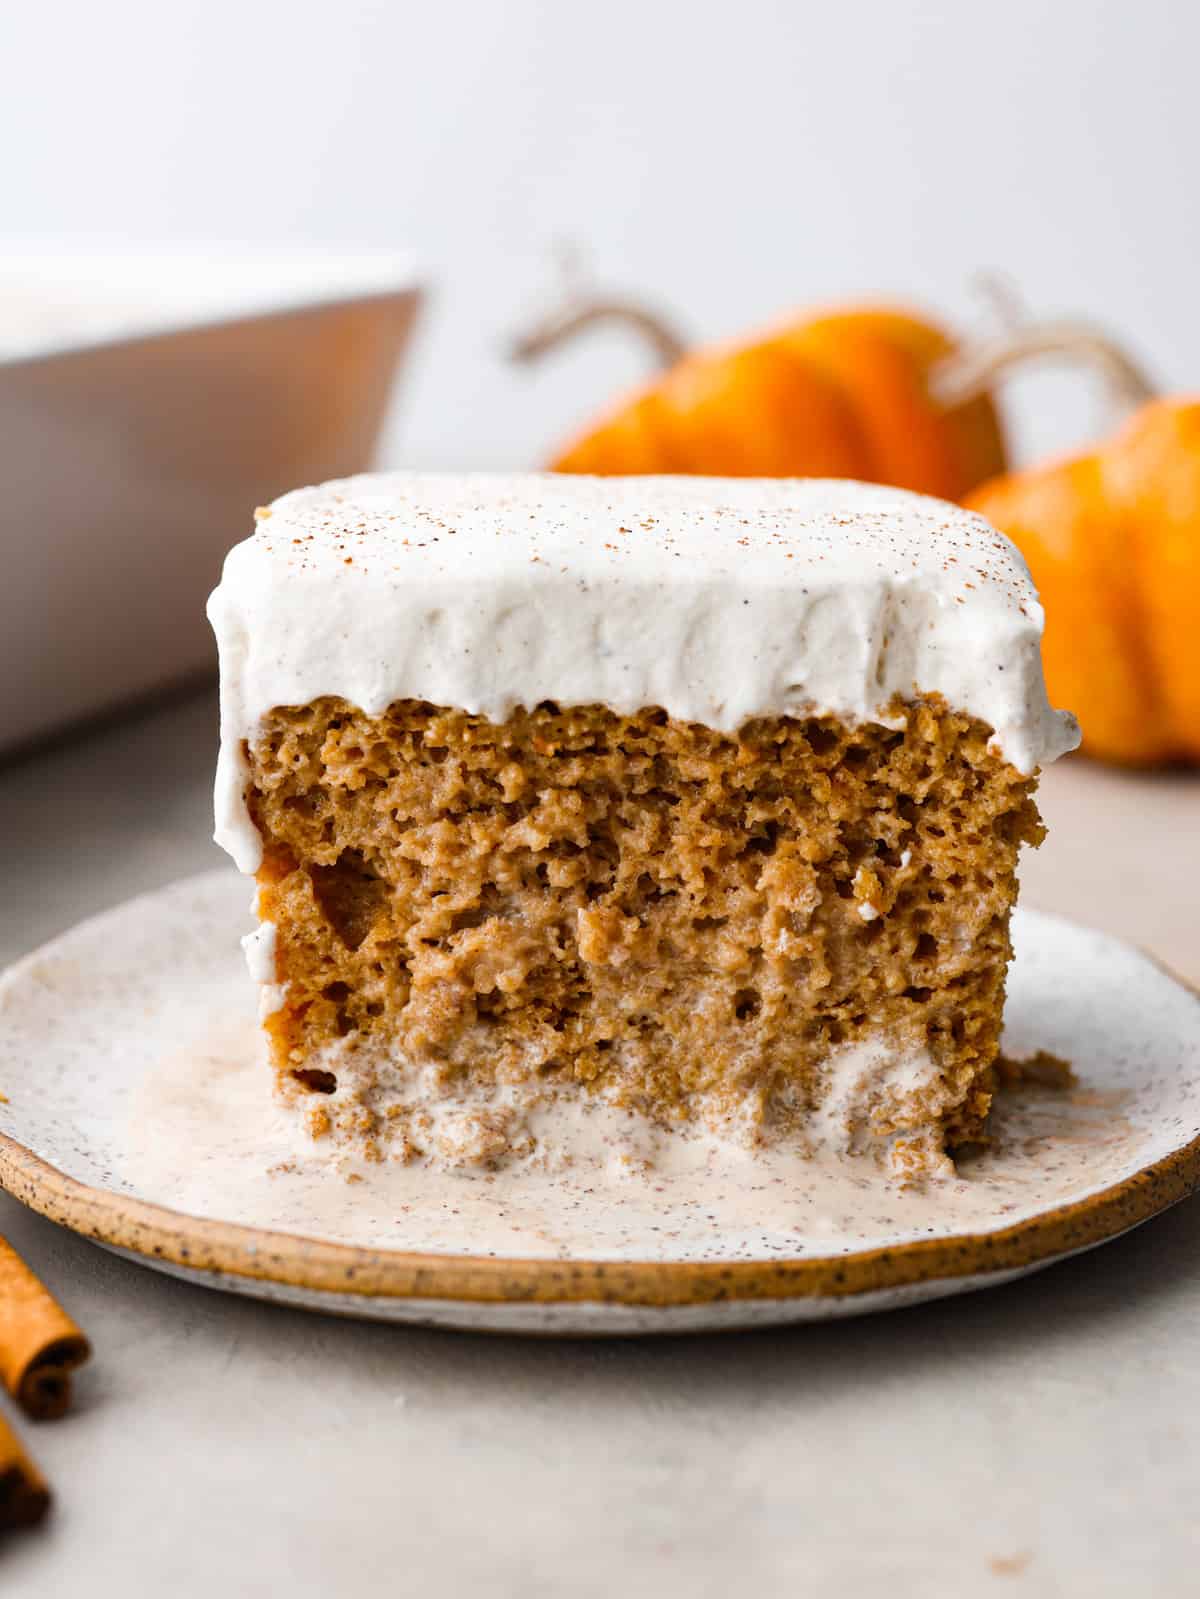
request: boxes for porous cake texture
[209,474,1078,1172]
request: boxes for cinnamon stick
[0,1236,90,1420]
[0,1412,49,1529]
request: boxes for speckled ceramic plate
[1,870,1198,1335]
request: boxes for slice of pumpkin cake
[207,473,1077,1173]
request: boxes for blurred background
[2,0,1196,975]
[6,0,1199,470]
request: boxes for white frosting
[240,920,286,1019]
[208,472,1078,873]
[240,922,275,982]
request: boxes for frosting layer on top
[208,472,1079,871]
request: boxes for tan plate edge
[1,1126,1198,1310]
[2,947,1198,1313]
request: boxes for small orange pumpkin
[513,293,1006,502]
[968,396,1200,765]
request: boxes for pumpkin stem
[970,271,1032,335]
[509,246,688,370]
[931,319,1156,414]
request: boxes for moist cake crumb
[247,695,1043,1171]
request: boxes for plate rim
[2,879,1199,1311]
[2,1126,1198,1309]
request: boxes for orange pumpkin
[514,297,1007,502]
[968,397,1200,765]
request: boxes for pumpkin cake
[207,473,1078,1174]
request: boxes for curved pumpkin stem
[931,320,1157,414]
[509,249,688,371]
[511,300,688,369]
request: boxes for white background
[4,0,1198,472]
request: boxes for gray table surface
[2,691,1198,1596]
